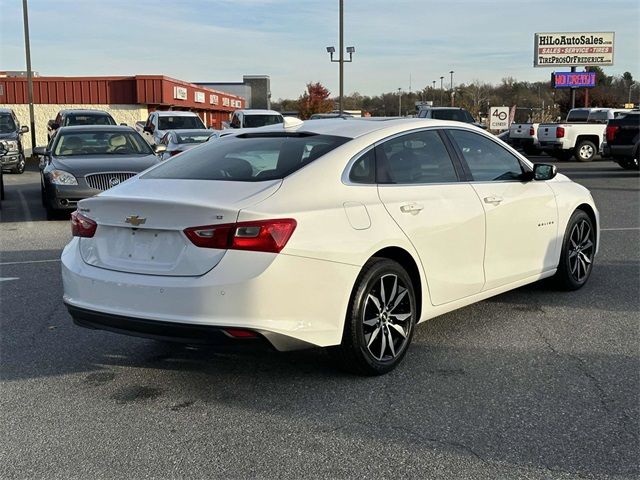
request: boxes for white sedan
[62,118,599,375]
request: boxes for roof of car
[155,111,201,116]
[0,108,16,114]
[419,107,466,111]
[225,117,482,140]
[59,109,112,116]
[55,125,136,133]
[169,129,215,135]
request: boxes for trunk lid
[537,124,560,142]
[77,178,282,276]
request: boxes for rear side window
[143,133,349,182]
[349,148,376,184]
[448,129,523,182]
[376,130,458,184]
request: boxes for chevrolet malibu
[62,118,599,375]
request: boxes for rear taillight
[71,211,97,238]
[223,328,258,338]
[606,125,619,142]
[529,126,535,136]
[556,126,565,138]
[184,219,297,253]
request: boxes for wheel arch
[575,134,600,149]
[575,203,599,251]
[368,246,425,321]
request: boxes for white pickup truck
[136,111,207,146]
[509,123,541,155]
[537,108,630,161]
[223,109,284,129]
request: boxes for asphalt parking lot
[1,157,638,479]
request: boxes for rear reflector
[224,328,259,338]
[529,126,535,136]
[556,126,565,138]
[71,211,97,238]
[184,218,297,253]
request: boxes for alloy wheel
[568,219,594,283]
[362,274,413,361]
[578,144,594,160]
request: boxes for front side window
[143,133,349,182]
[376,130,458,184]
[448,129,524,182]
[53,131,154,156]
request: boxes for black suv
[47,109,117,141]
[0,108,29,174]
[417,107,486,129]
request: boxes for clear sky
[1,0,638,100]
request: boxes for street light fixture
[325,0,355,114]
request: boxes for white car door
[376,129,486,306]
[446,128,559,290]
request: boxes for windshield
[158,116,205,130]
[64,114,116,126]
[0,114,17,133]
[175,132,212,144]
[53,131,154,156]
[243,114,284,128]
[143,133,349,182]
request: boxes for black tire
[618,158,640,170]
[574,140,597,162]
[552,210,595,290]
[333,258,417,375]
[10,153,26,174]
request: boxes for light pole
[397,88,402,116]
[432,80,436,102]
[326,0,355,114]
[22,0,36,154]
[449,70,454,106]
[440,76,444,106]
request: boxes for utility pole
[570,66,576,109]
[22,0,36,154]
[398,88,402,116]
[440,76,444,106]
[449,70,454,106]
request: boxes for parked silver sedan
[158,129,218,160]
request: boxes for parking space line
[601,227,640,231]
[17,190,34,226]
[0,259,60,266]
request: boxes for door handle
[400,203,424,214]
[483,196,503,206]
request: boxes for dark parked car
[603,111,640,170]
[417,107,486,129]
[47,109,117,141]
[35,126,165,219]
[0,141,7,205]
[0,108,29,174]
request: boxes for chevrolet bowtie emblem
[125,215,146,226]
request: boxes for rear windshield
[158,116,205,130]
[421,109,474,123]
[587,111,609,124]
[53,131,154,156]
[143,133,349,182]
[243,114,284,128]
[65,114,116,126]
[0,114,17,133]
[566,109,590,122]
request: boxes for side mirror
[20,125,29,134]
[533,163,557,181]
[33,146,48,157]
[153,144,167,155]
[143,125,154,134]
[49,122,60,130]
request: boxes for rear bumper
[67,303,272,348]
[61,238,360,350]
[538,141,566,151]
[603,144,634,159]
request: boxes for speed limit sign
[489,106,510,130]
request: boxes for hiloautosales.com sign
[534,32,614,67]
